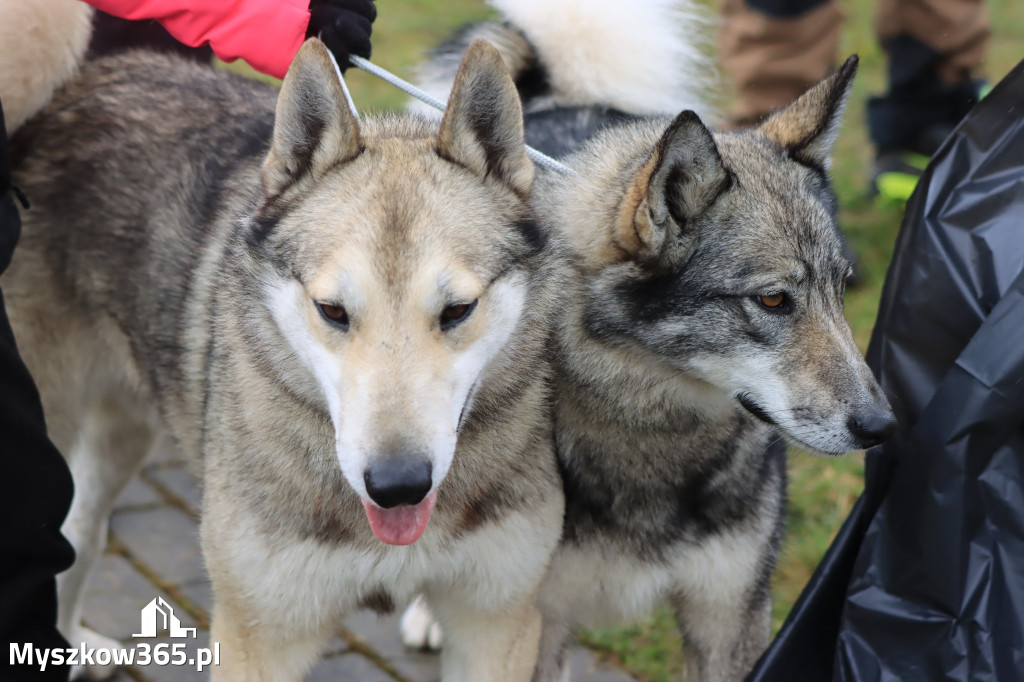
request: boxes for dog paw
[69,627,121,680]
[400,596,443,651]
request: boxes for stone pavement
[82,446,634,682]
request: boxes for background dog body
[5,39,566,680]
[404,3,895,680]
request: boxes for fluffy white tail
[491,0,715,117]
[1,0,93,134]
[412,0,716,120]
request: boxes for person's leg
[869,0,989,198]
[719,0,843,127]
[0,101,75,682]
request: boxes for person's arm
[84,0,375,79]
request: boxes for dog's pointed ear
[759,55,858,170]
[436,39,534,197]
[615,111,729,268]
[263,38,362,197]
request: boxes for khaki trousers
[719,0,990,126]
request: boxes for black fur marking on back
[513,47,551,102]
[524,107,636,159]
[430,22,489,60]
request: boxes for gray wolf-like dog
[400,2,896,680]
[5,38,566,681]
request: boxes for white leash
[327,50,360,122]
[349,55,575,176]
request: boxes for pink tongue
[362,491,437,545]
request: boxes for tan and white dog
[5,34,566,680]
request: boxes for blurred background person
[718,0,989,200]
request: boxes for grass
[226,1,1022,678]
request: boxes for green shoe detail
[875,170,920,204]
[872,151,931,204]
[902,152,930,172]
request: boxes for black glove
[306,0,376,71]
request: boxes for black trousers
[0,102,75,682]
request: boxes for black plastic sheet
[748,59,1024,682]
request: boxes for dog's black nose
[847,408,897,449]
[364,459,432,508]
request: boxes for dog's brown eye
[759,293,785,308]
[440,300,478,331]
[318,302,349,329]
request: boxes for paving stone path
[81,446,634,681]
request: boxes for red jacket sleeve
[85,0,311,79]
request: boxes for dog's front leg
[669,530,776,682]
[672,587,771,682]
[429,591,543,682]
[201,510,334,682]
[530,616,573,682]
[207,600,329,682]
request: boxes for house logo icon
[132,596,197,638]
